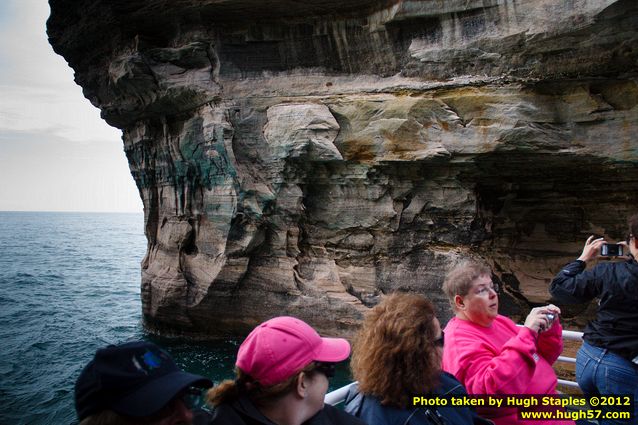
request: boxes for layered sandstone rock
[48,0,638,337]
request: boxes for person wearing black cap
[75,340,213,425]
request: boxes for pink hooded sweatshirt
[442,315,575,425]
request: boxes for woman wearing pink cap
[206,316,365,425]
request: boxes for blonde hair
[350,293,441,408]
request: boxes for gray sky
[0,0,143,212]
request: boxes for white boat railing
[555,328,584,389]
[325,382,359,406]
[325,328,584,405]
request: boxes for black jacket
[209,396,367,425]
[343,372,493,425]
[549,258,638,362]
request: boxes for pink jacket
[442,315,574,425]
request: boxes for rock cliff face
[48,0,638,338]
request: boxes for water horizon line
[0,209,144,214]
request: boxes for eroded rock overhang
[47,0,638,338]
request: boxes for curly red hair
[350,293,441,408]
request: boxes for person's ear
[295,372,308,398]
[454,294,466,310]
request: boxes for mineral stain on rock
[47,0,638,338]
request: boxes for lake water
[0,212,350,424]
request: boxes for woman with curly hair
[344,293,491,425]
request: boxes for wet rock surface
[48,0,638,337]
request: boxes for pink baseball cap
[236,316,351,386]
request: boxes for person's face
[305,369,330,417]
[456,274,499,327]
[135,397,194,425]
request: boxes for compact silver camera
[546,313,555,324]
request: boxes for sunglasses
[141,387,203,423]
[315,362,336,378]
[181,387,204,409]
[433,331,445,347]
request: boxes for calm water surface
[0,212,236,424]
[0,212,350,424]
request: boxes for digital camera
[601,243,623,257]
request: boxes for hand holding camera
[577,235,630,262]
[577,235,606,262]
[524,305,561,334]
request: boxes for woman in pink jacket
[441,260,574,425]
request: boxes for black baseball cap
[74,340,212,420]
